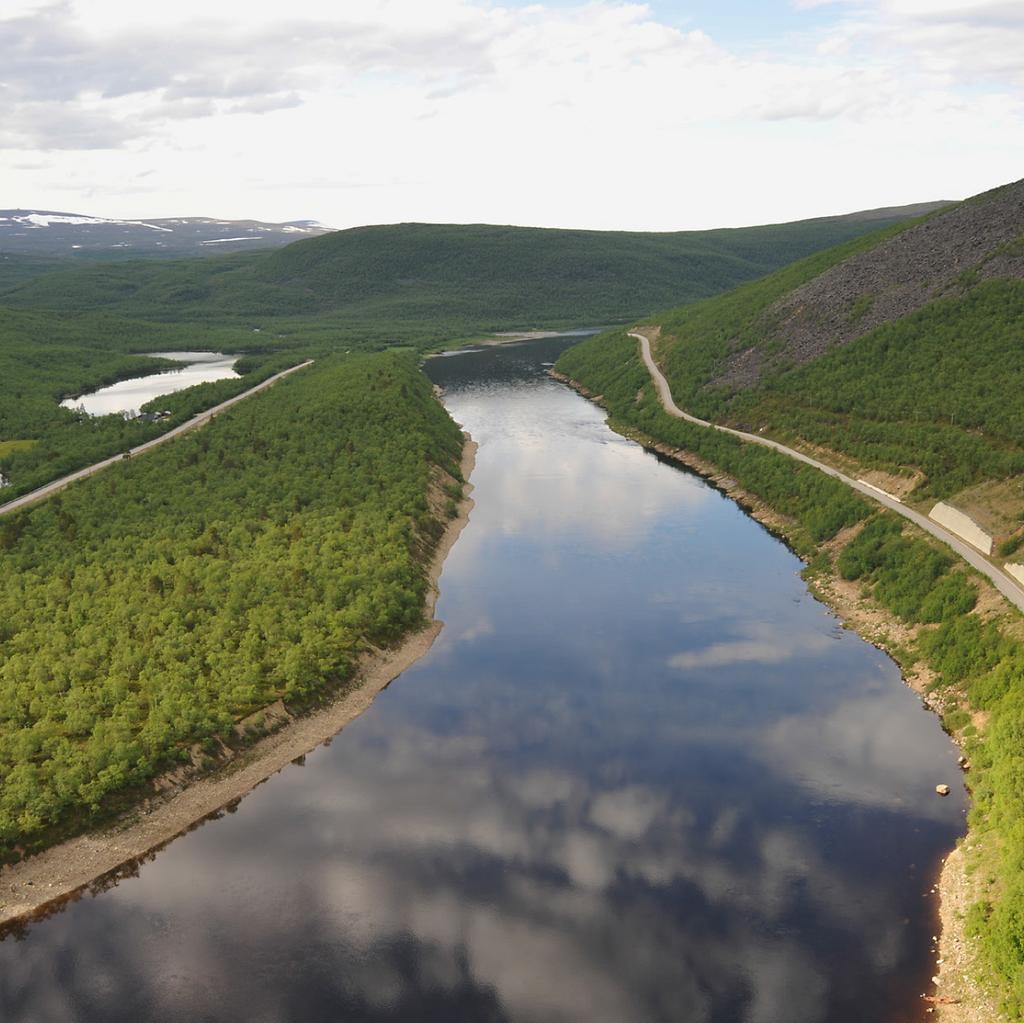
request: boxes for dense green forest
[0,307,305,499]
[728,279,1024,499]
[0,352,465,858]
[1,213,935,329]
[556,328,1024,1016]
[0,207,933,500]
[0,254,69,292]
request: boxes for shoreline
[551,368,997,1023]
[0,434,478,935]
[426,327,606,358]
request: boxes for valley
[0,337,967,1023]
[1,182,1023,1021]
[5,3,1020,1019]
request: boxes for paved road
[631,330,1024,614]
[0,360,314,518]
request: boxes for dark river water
[1,336,966,1023]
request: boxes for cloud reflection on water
[668,621,835,670]
[0,692,949,1021]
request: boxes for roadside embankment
[0,434,477,934]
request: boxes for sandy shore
[551,369,1001,1023]
[0,435,477,934]
[426,328,605,358]
[474,330,569,346]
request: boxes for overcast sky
[2,0,1022,230]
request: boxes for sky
[2,0,1023,230]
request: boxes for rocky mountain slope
[715,180,1024,388]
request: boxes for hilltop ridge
[717,179,1024,388]
[0,202,946,331]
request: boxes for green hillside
[729,278,1024,500]
[1,208,943,330]
[590,178,1024,503]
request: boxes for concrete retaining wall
[929,502,994,555]
[1006,563,1024,587]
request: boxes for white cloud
[817,0,1024,88]
[757,689,964,819]
[0,0,1021,227]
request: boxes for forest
[0,351,465,860]
[0,207,929,502]
[556,326,1024,1016]
[0,306,308,499]
[0,213,928,328]
[729,279,1024,499]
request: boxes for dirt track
[632,329,1024,614]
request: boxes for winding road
[0,360,314,518]
[631,330,1024,615]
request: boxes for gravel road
[632,330,1024,614]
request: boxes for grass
[0,440,37,458]
[948,477,1024,540]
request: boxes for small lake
[2,336,966,1022]
[60,352,239,417]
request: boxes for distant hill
[0,202,948,333]
[0,210,330,257]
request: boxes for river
[1,335,966,1022]
[60,352,239,417]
